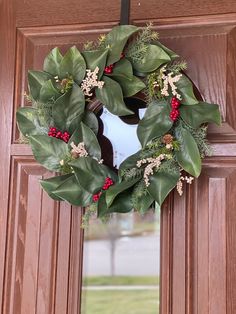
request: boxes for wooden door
[1,1,236,313]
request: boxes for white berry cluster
[137,154,172,187]
[81,67,104,96]
[176,175,194,196]
[158,66,182,99]
[70,141,88,158]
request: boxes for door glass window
[81,210,160,314]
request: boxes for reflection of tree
[106,214,121,276]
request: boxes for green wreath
[16,24,221,220]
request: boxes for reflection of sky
[100,108,146,167]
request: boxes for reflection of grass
[84,221,160,241]
[83,276,159,286]
[81,290,159,314]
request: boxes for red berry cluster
[102,177,114,190]
[93,191,102,202]
[104,64,114,74]
[104,52,125,74]
[48,127,70,143]
[170,97,181,121]
[92,177,114,202]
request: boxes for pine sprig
[126,23,158,63]
[120,167,143,181]
[167,60,187,73]
[132,180,148,212]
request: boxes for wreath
[16,24,221,220]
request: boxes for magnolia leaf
[29,135,68,172]
[176,74,198,105]
[98,190,133,217]
[132,44,171,73]
[82,49,108,79]
[114,75,146,97]
[154,41,179,60]
[43,47,63,76]
[28,70,51,101]
[69,122,101,160]
[134,191,154,213]
[59,46,86,83]
[108,58,133,80]
[52,84,85,134]
[40,174,72,200]
[105,25,139,65]
[106,177,140,207]
[147,169,180,206]
[53,174,93,206]
[82,110,99,135]
[16,107,41,137]
[175,124,201,177]
[180,102,221,128]
[137,100,173,147]
[96,76,133,116]
[70,157,107,194]
[39,79,61,103]
[119,150,141,173]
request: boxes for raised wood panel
[153,20,236,138]
[3,157,84,314]
[15,1,236,27]
[169,158,236,314]
[14,17,236,143]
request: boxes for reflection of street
[83,234,160,276]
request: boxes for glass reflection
[81,210,160,314]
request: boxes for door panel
[1,0,236,313]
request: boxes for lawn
[81,276,159,314]
[83,275,159,286]
[81,290,159,314]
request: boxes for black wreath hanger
[120,0,130,25]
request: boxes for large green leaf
[147,169,180,206]
[119,150,141,173]
[39,79,61,103]
[132,44,171,73]
[69,122,101,160]
[69,157,107,194]
[28,70,51,101]
[154,41,179,60]
[82,49,108,79]
[114,75,146,97]
[109,58,133,80]
[105,177,140,207]
[105,25,139,65]
[175,124,201,177]
[137,100,173,147]
[52,84,85,134]
[176,74,198,105]
[134,191,154,213]
[180,102,221,128]
[96,76,133,116]
[53,174,93,206]
[82,110,99,135]
[40,174,72,201]
[98,190,133,217]
[59,46,86,83]
[43,47,63,76]
[29,135,68,172]
[16,107,41,137]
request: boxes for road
[83,234,160,276]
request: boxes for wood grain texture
[0,0,16,311]
[3,158,84,314]
[15,0,236,27]
[1,0,236,312]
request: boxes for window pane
[81,210,160,314]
